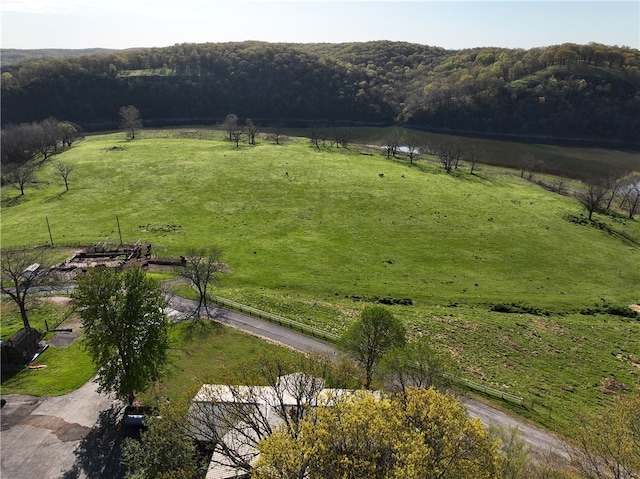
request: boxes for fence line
[2,238,140,251]
[208,294,525,407]
[209,294,341,343]
[440,373,525,406]
[20,273,525,407]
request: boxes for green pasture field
[1,128,639,436]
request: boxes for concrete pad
[1,425,80,479]
[1,380,119,479]
[33,380,114,428]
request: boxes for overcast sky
[1,1,638,51]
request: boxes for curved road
[167,296,572,462]
[1,293,570,479]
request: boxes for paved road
[168,296,572,462]
[1,294,570,478]
[167,295,336,356]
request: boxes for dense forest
[1,41,639,145]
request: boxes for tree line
[1,41,639,144]
[0,117,83,195]
[377,128,640,220]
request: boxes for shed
[1,328,42,368]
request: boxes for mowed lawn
[1,129,639,435]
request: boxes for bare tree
[119,105,143,139]
[576,178,609,220]
[333,128,350,148]
[32,118,61,160]
[309,127,322,150]
[1,249,50,330]
[222,114,239,142]
[519,152,543,181]
[627,185,640,220]
[55,161,73,191]
[468,145,482,174]
[266,123,286,145]
[552,177,568,195]
[1,123,36,165]
[187,353,335,475]
[605,174,625,210]
[7,161,37,195]
[40,117,62,157]
[177,248,225,320]
[404,135,421,164]
[230,126,244,148]
[382,129,402,159]
[436,143,463,174]
[222,114,244,148]
[245,118,257,145]
[2,119,80,167]
[619,175,640,219]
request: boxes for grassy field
[288,126,640,179]
[1,128,639,436]
[139,321,299,405]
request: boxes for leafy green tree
[58,121,83,147]
[338,305,406,389]
[74,267,169,405]
[379,336,449,395]
[489,425,529,479]
[119,105,143,139]
[122,405,204,479]
[253,387,504,479]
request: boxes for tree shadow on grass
[1,194,26,208]
[62,404,136,479]
[44,190,68,203]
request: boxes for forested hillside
[2,41,639,144]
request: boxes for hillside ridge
[2,41,639,144]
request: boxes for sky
[1,0,638,51]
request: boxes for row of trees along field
[0,117,83,194]
[2,41,639,143]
